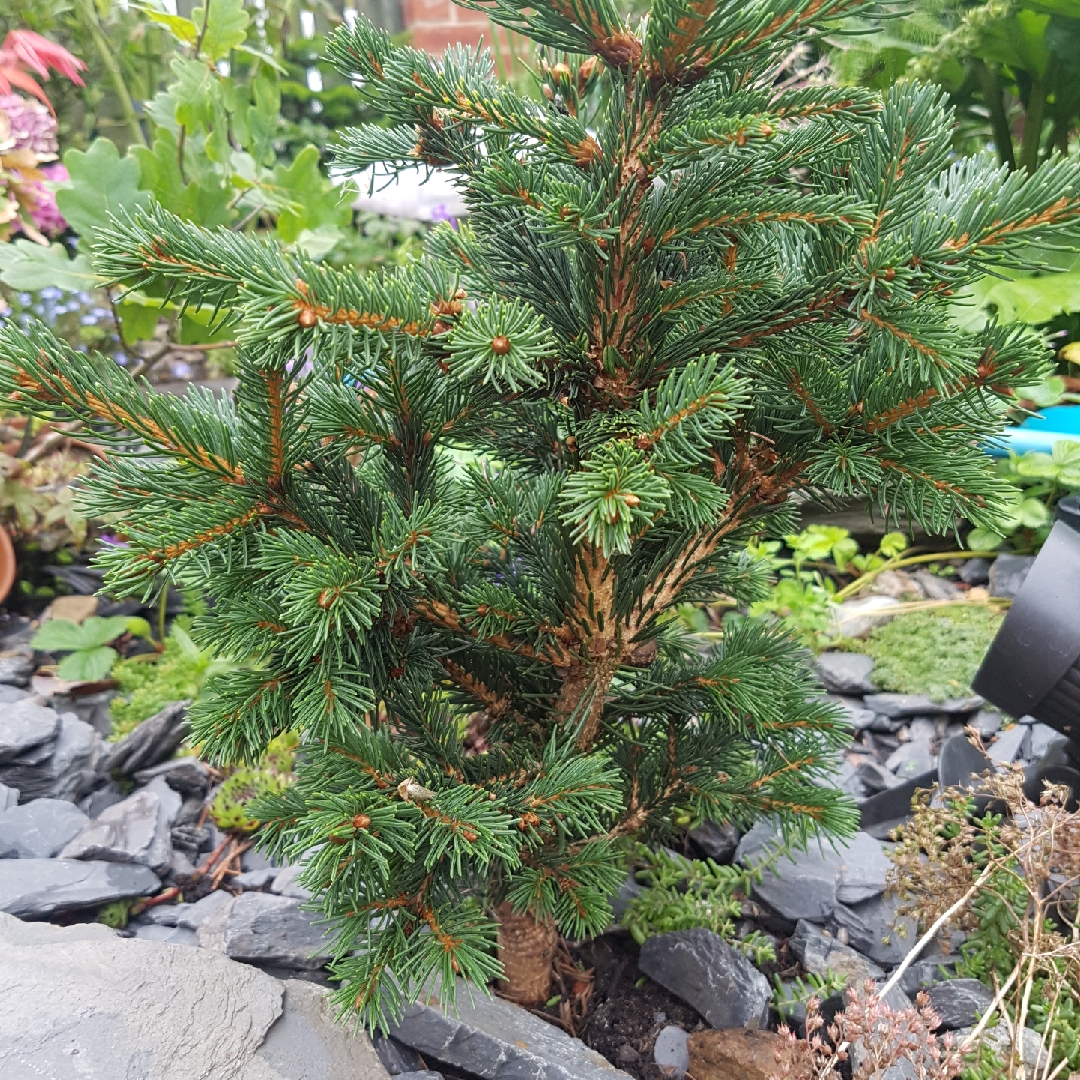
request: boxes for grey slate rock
[129,922,199,946]
[0,713,102,803]
[0,912,390,1080]
[59,784,175,874]
[372,1032,426,1075]
[989,724,1030,764]
[80,785,125,819]
[388,975,632,1080]
[637,928,771,1029]
[856,759,902,794]
[100,700,189,776]
[989,554,1035,599]
[0,653,33,687]
[864,694,939,719]
[0,797,89,858]
[609,871,645,923]
[958,558,991,585]
[0,701,59,763]
[394,1072,443,1080]
[0,685,28,704]
[688,820,740,863]
[829,895,920,967]
[899,957,960,995]
[0,858,159,917]
[737,825,890,921]
[789,920,884,984]
[886,737,935,780]
[817,653,878,695]
[938,735,993,790]
[0,782,18,811]
[197,892,334,970]
[272,862,313,900]
[133,755,211,795]
[1029,723,1068,761]
[928,979,996,1030]
[913,570,961,601]
[253,979,391,1080]
[940,696,985,715]
[175,887,233,929]
[237,866,280,890]
[653,1026,689,1075]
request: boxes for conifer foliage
[3,0,1080,1028]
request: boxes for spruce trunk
[496,902,558,1005]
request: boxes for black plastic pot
[972,494,1080,742]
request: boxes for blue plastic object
[990,405,1080,457]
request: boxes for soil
[538,932,706,1080]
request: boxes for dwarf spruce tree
[3,0,1080,1028]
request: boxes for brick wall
[400,0,499,55]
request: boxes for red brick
[402,0,455,24]
[407,23,488,52]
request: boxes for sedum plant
[2,0,1080,1030]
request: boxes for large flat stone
[60,784,175,874]
[0,798,89,858]
[0,782,16,810]
[0,714,101,802]
[0,858,159,917]
[0,911,391,1080]
[637,928,771,1029]
[736,825,890,921]
[389,976,631,1080]
[0,701,59,763]
[197,892,334,970]
[817,653,877,695]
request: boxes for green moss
[96,899,133,928]
[109,626,218,740]
[863,605,1004,701]
[209,731,298,833]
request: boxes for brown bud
[552,62,571,80]
[642,236,655,256]
[491,335,511,355]
[624,493,641,507]
[352,813,371,830]
[297,308,318,328]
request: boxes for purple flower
[431,204,459,231]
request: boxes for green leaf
[56,139,152,245]
[138,5,199,44]
[1015,452,1059,478]
[878,532,908,559]
[1015,497,1050,528]
[57,646,119,683]
[191,0,250,63]
[966,528,1006,550]
[1052,440,1080,467]
[132,127,234,228]
[116,299,162,346]
[269,145,350,242]
[80,616,135,649]
[32,619,93,652]
[0,241,100,292]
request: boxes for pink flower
[23,162,68,237]
[0,92,58,156]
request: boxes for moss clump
[863,605,1004,701]
[96,899,133,928]
[109,626,219,740]
[210,731,298,833]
